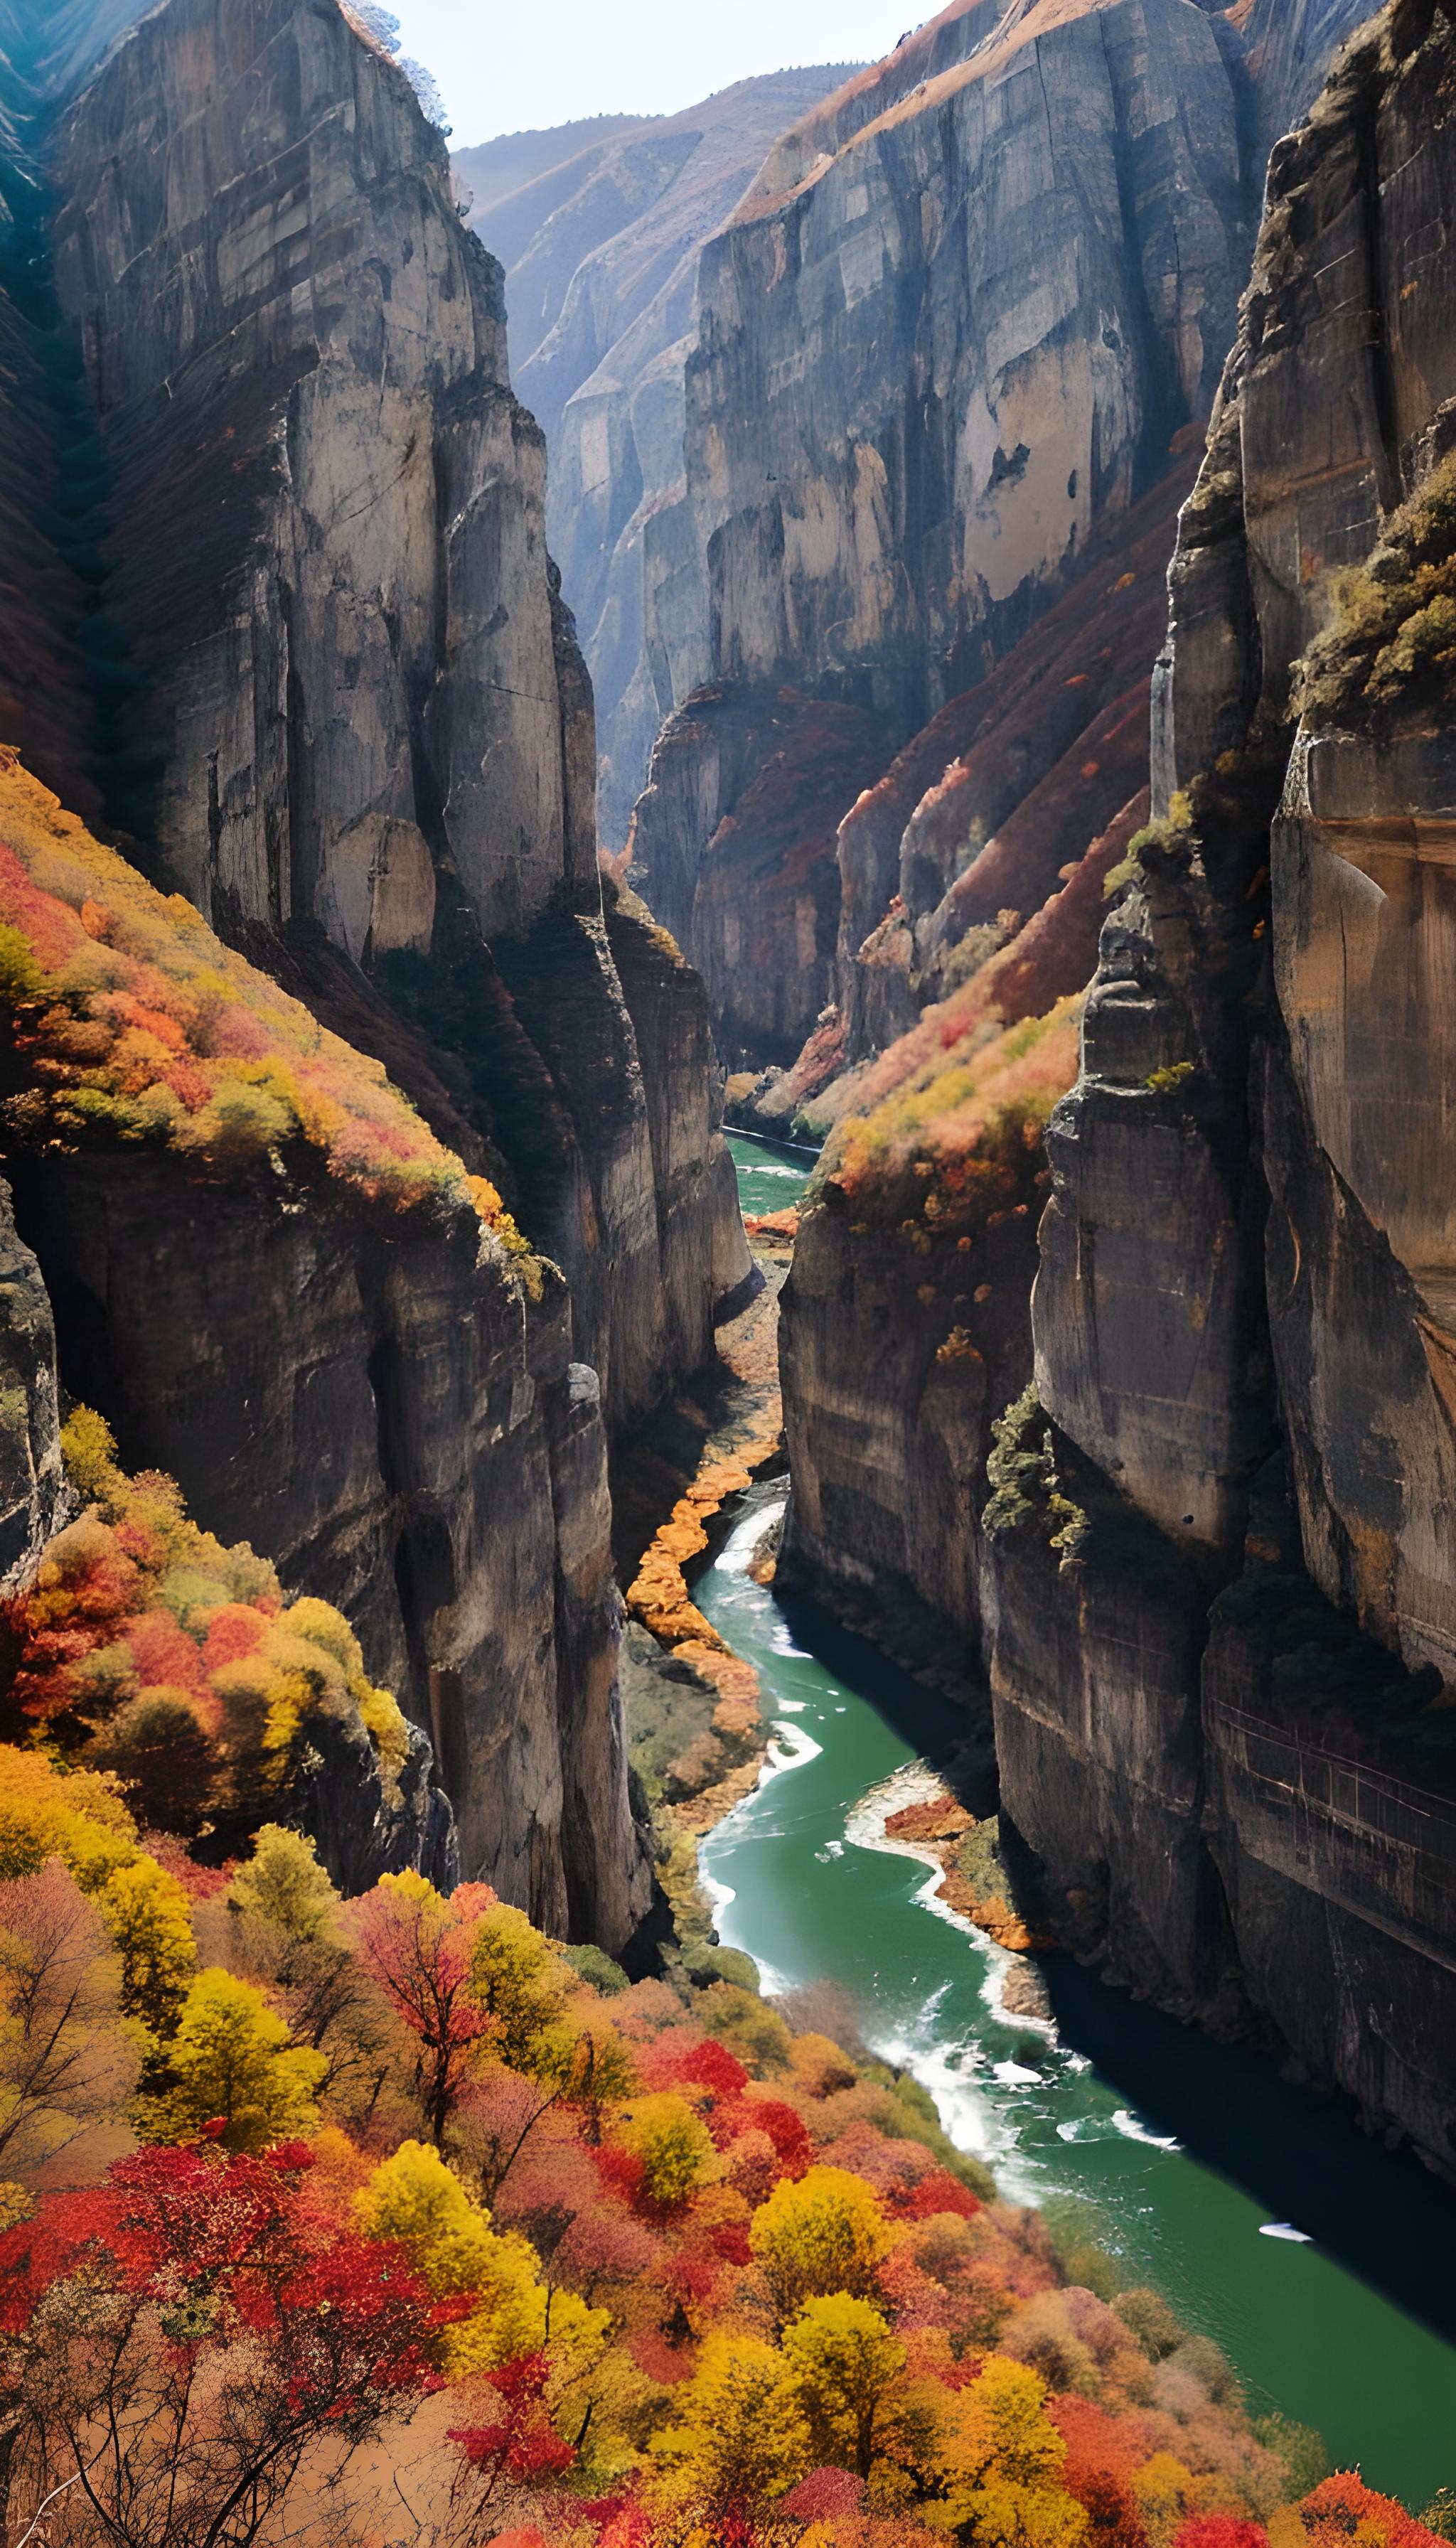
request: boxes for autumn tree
[938,2357,1088,2548]
[468,1905,571,2072]
[226,1824,341,1942]
[612,2092,714,2213]
[781,2291,907,2482]
[137,1966,326,2150]
[749,2163,892,2325]
[350,1872,496,2141]
[100,1851,196,2035]
[355,2138,605,2380]
[652,2330,812,2515]
[0,2141,440,2548]
[0,1862,139,2183]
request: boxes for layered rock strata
[40,0,746,1432]
[630,0,1250,1048]
[990,1,1456,2171]
[776,0,1456,2169]
[0,0,749,1939]
[455,73,855,846]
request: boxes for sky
[390,0,911,148]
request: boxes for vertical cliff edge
[776,0,1456,2174]
[0,0,753,1942]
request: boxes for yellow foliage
[652,2330,813,2507]
[782,2291,907,2480]
[468,1902,572,2072]
[1131,2452,1204,2548]
[929,2359,1086,2548]
[612,2091,714,2209]
[0,1747,138,1893]
[750,2163,892,2322]
[137,1966,326,2150]
[99,1853,196,2035]
[226,1824,341,1942]
[356,2138,607,2379]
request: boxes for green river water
[700,1134,1456,2505]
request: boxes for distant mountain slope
[454,68,860,844]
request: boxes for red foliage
[784,2467,867,2521]
[0,2142,442,2421]
[1297,2477,1443,2548]
[349,1878,498,2141]
[592,2143,647,2207]
[899,2170,982,2221]
[1054,2395,1148,2491]
[449,2354,576,2517]
[653,2039,749,2100]
[1172,2522,1267,2548]
[1081,2473,1152,2548]
[742,2096,813,2179]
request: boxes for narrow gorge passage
[696,1141,1456,2503]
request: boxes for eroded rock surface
[454,73,856,850]
[993,4,1456,2171]
[41,0,745,1434]
[0,0,752,1941]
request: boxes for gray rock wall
[991,1,1456,2175]
[39,0,746,1433]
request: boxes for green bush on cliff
[1104,787,1197,899]
[984,1385,1087,1561]
[1295,449,1456,724]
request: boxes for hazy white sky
[391,0,906,147]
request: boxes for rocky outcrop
[0,748,651,1937]
[631,684,893,1067]
[12,1142,637,1923]
[987,1,1456,2173]
[778,808,1134,1652]
[629,0,1252,1051]
[624,0,1395,1074]
[454,73,855,848]
[25,0,746,1435]
[769,0,1456,2168]
[0,1176,65,1585]
[0,0,749,1938]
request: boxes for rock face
[0,1177,65,1587]
[0,0,751,1942]
[629,0,1251,1049]
[9,1134,643,1931]
[36,0,746,1434]
[630,684,894,1067]
[988,2,1456,2174]
[773,0,1456,2170]
[454,73,856,850]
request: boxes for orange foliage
[0,758,522,1239]
[829,997,1081,1233]
[1,1409,411,1827]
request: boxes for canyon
[1,0,1454,2243]
[0,0,751,1944]
[455,67,860,849]
[734,0,1456,2184]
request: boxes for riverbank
[613,1134,810,1868]
[692,1494,1456,2505]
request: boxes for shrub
[0,756,529,1247]
[3,1409,412,1819]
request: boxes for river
[698,1134,1456,2505]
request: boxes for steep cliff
[38,0,746,1434]
[772,0,1456,2170]
[0,755,651,1936]
[990,0,1456,2173]
[0,0,758,1941]
[629,0,1251,1052]
[456,73,855,849]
